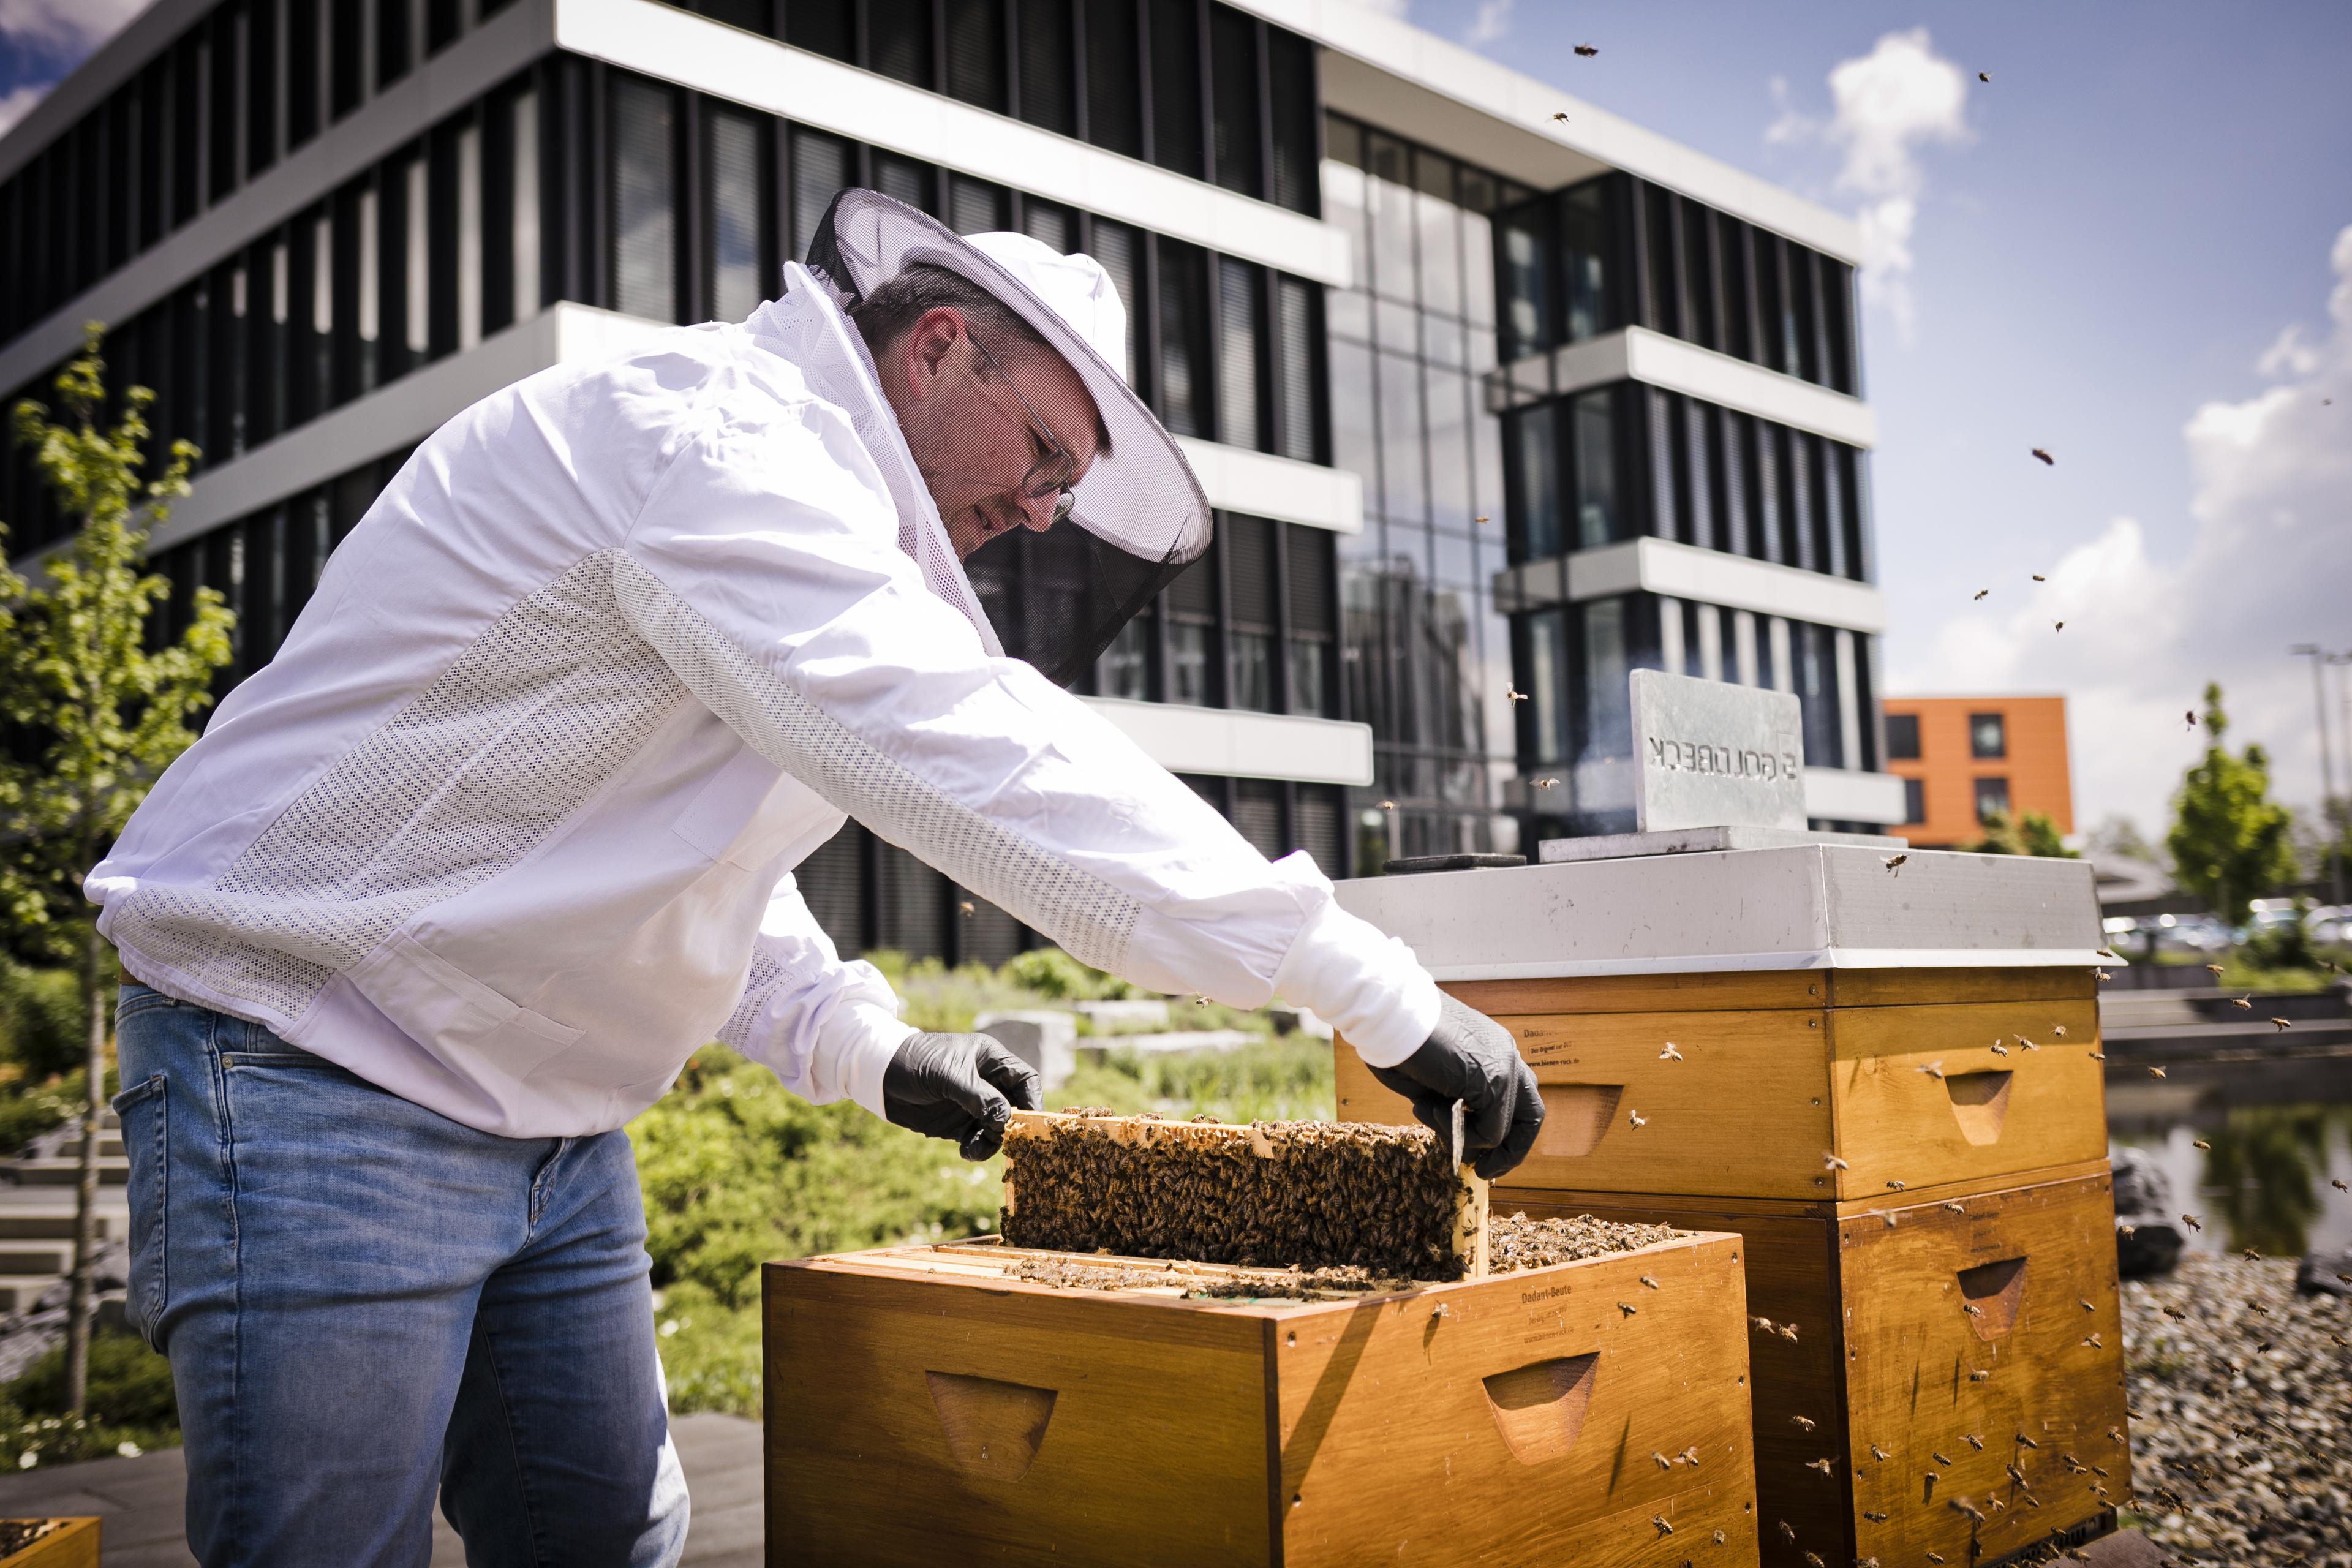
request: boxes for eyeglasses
[962,330,1079,525]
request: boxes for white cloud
[0,0,151,57]
[1464,0,1512,48]
[0,83,42,138]
[1773,30,1970,341]
[0,0,157,135]
[2256,323,2321,379]
[1894,224,2352,839]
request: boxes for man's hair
[848,263,1110,453]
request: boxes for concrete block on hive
[763,1227,1760,1567]
[974,1011,1079,1091]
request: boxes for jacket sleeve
[616,389,1439,1069]
[718,872,915,1118]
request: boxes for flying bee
[1870,1442,1890,1461]
[1505,687,1529,703]
[1574,43,1597,56]
[1885,853,1909,872]
[1790,1415,1816,1431]
[1657,1042,1681,1060]
[1943,1202,1967,1214]
[1805,1457,1836,1476]
[1989,1042,2009,1057]
[1651,1451,1672,1471]
[1962,1303,1984,1317]
[1934,1452,1954,1466]
[2193,1139,2210,1150]
[2147,1066,2166,1079]
[1649,1515,1672,1535]
[1887,1179,1907,1191]
[1972,590,1989,601]
[1917,1061,1944,1080]
[2052,1023,2066,1036]
[2206,963,2225,977]
[1824,1153,1849,1171]
[1551,111,1569,121]
[2181,1213,2203,1232]
[1627,1108,1646,1128]
[2032,449,2054,466]
[2082,1335,2102,1348]
[1776,1322,1800,1342]
[1751,1316,1776,1333]
[1963,1433,1985,1449]
[2269,1017,2293,1031]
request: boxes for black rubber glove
[1366,994,1544,1181]
[881,1033,1042,1161]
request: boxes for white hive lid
[1334,844,2108,983]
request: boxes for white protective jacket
[88,273,1441,1137]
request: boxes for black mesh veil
[806,189,1212,688]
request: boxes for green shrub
[999,948,1133,1001]
[0,965,87,1084]
[5,1325,179,1428]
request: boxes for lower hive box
[1498,1166,2130,1568]
[764,1226,1762,1567]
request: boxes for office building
[0,0,1904,962]
[1882,694,2074,847]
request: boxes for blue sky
[5,0,2349,842]
[1400,0,2352,843]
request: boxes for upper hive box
[1334,845,2110,1205]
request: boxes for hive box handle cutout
[1955,1257,2027,1340]
[1943,1070,2013,1146]
[1532,1086,1624,1158]
[1481,1352,1600,1464]
[924,1371,1057,1482]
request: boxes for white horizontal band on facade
[1492,537,1890,636]
[554,0,1354,290]
[1174,438,1362,534]
[1238,1,1861,262]
[1802,765,1906,826]
[124,301,1358,560]
[0,0,557,401]
[1488,326,1877,450]
[1080,698,1375,788]
[141,301,614,555]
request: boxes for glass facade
[0,12,1348,966]
[1321,114,1527,863]
[0,0,1887,949]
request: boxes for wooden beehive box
[1329,846,2127,1568]
[764,1232,1761,1567]
[1499,1167,2128,1568]
[1335,967,2107,1205]
[0,1518,97,1568]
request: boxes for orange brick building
[1881,696,2075,848]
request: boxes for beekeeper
[86,190,1543,1566]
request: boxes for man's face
[878,306,1103,560]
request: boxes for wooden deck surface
[0,1411,762,1566]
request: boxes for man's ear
[905,307,966,397]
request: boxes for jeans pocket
[110,1075,169,1350]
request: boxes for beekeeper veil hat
[807,188,1212,688]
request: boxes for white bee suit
[88,258,1440,1139]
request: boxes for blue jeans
[113,984,689,1567]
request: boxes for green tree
[1,325,233,1415]
[1962,810,2076,858]
[2166,682,2294,930]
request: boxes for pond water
[2108,1065,2352,1260]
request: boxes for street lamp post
[2293,644,2346,907]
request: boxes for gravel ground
[2123,1253,2352,1566]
